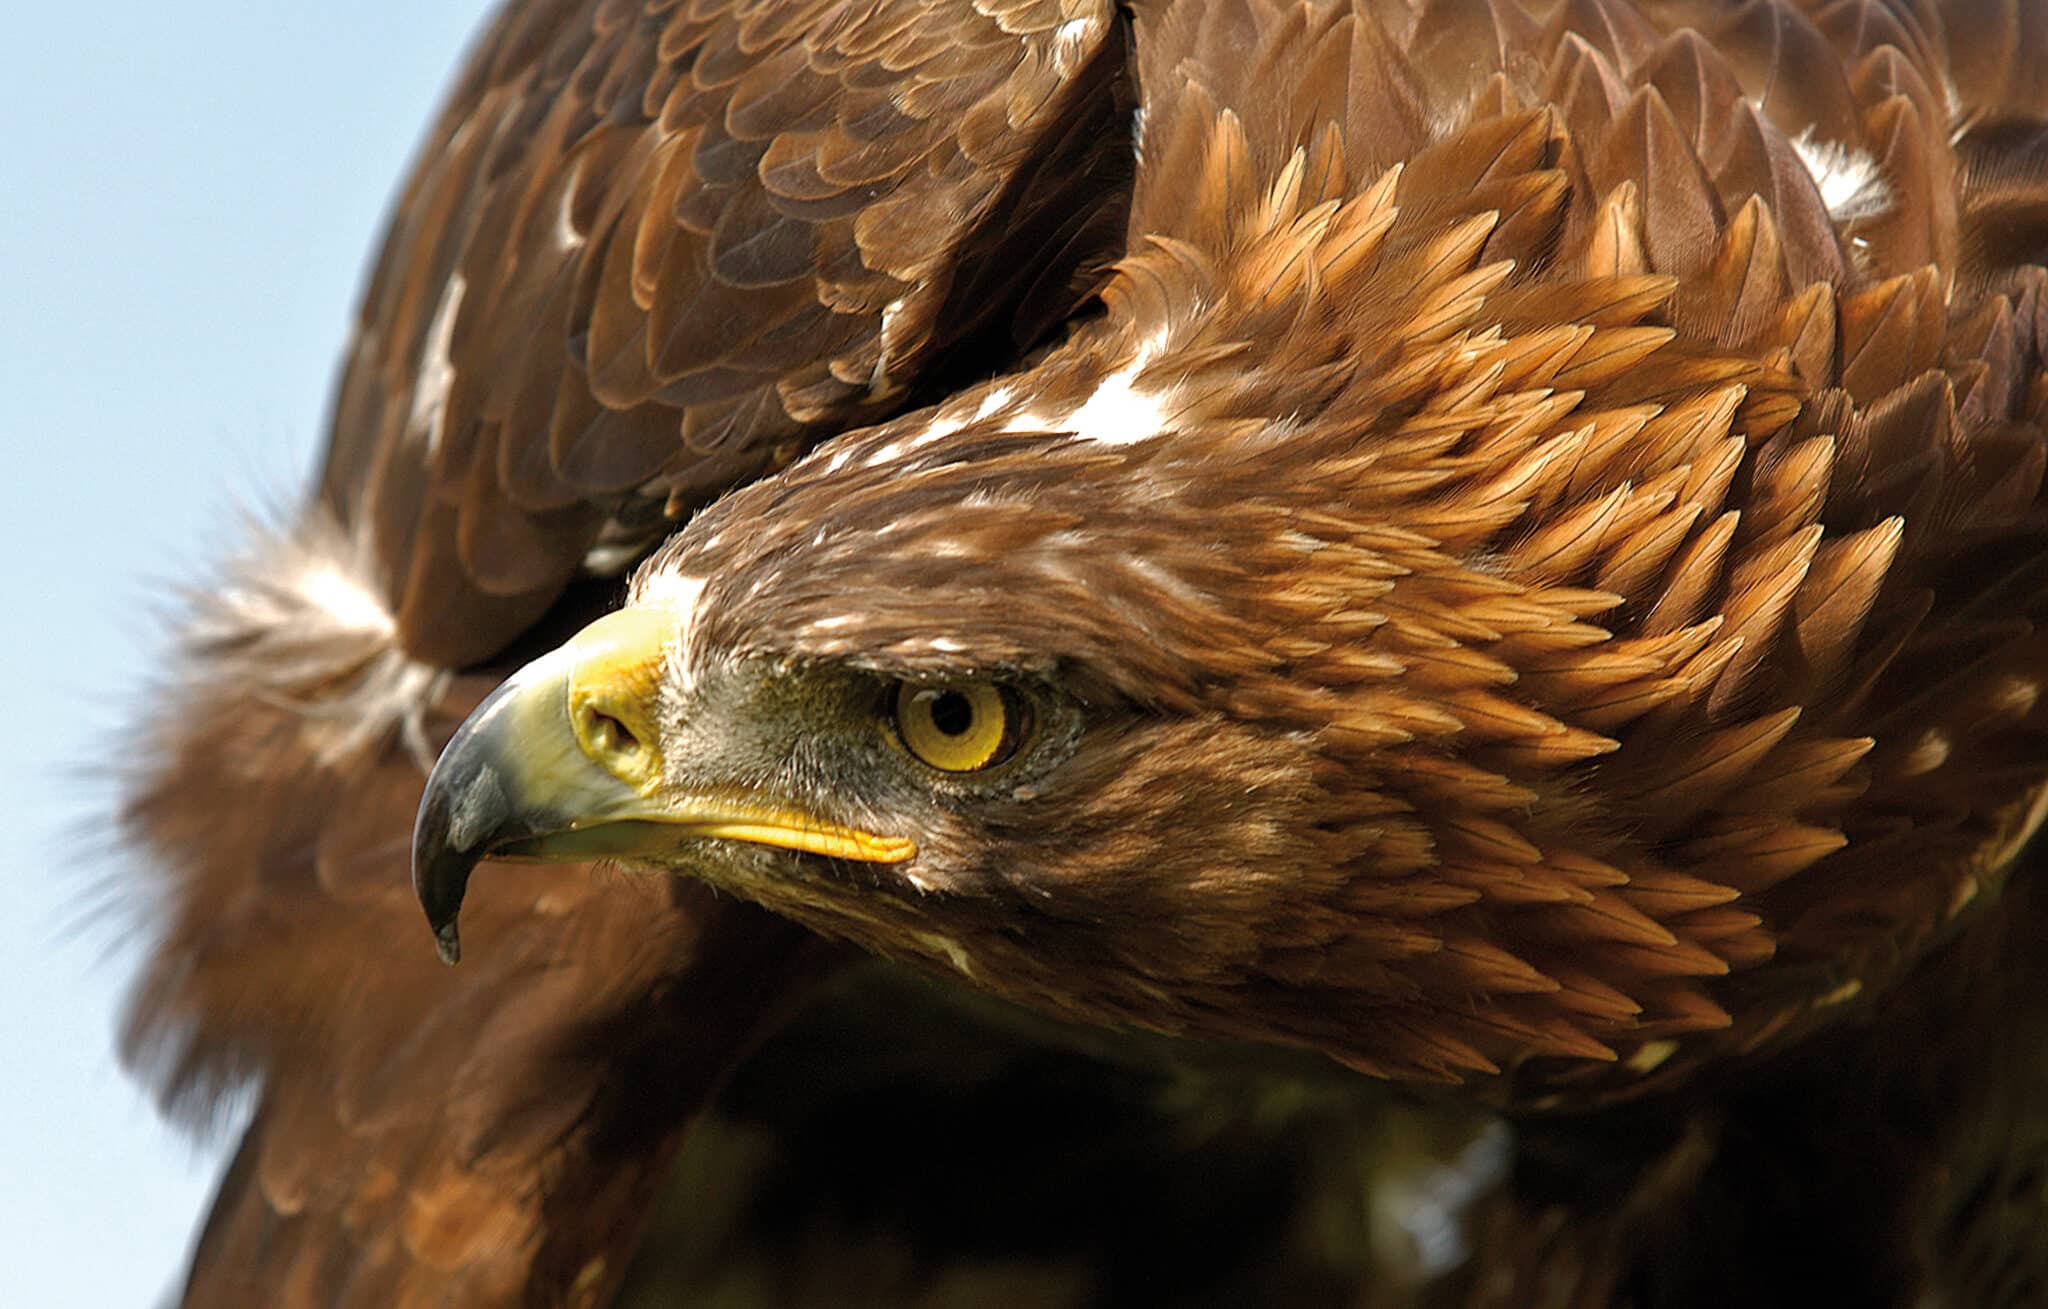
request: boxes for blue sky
[1,3,492,1301]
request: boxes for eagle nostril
[586,709,639,758]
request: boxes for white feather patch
[973,385,1014,421]
[1791,129,1893,222]
[853,383,1018,469]
[553,157,586,253]
[636,569,707,619]
[1007,333,1178,446]
[406,272,466,454]
[1052,15,1097,77]
[875,296,911,388]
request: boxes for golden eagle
[125,0,2048,1303]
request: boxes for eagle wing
[324,0,1130,667]
[123,1,1127,1303]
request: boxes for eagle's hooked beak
[411,601,914,965]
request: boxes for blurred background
[1,3,492,1301]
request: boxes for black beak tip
[433,923,463,966]
[413,843,473,967]
[410,671,561,969]
[412,779,476,967]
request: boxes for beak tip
[414,840,475,965]
[413,788,474,964]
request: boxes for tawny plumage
[124,0,2048,1304]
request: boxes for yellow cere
[564,605,680,792]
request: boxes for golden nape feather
[124,0,2048,1305]
[1020,0,2048,1103]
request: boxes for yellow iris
[894,681,1015,772]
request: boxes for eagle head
[412,332,1392,1053]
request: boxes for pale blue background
[2,4,493,1302]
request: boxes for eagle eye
[891,680,1026,773]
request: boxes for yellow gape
[894,681,1016,772]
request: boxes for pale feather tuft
[179,509,445,768]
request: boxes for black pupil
[928,690,975,737]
